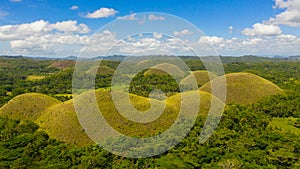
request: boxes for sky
[0,0,299,57]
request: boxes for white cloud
[9,33,89,55]
[153,32,163,39]
[228,26,233,34]
[0,20,93,56]
[10,0,22,2]
[148,14,165,21]
[84,8,117,19]
[242,23,282,36]
[174,29,193,36]
[117,13,138,20]
[198,34,300,56]
[114,36,194,56]
[50,20,90,33]
[267,0,300,27]
[0,20,90,41]
[70,5,79,10]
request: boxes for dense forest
[1,55,300,168]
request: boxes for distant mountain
[92,55,126,61]
[289,55,300,61]
[2,54,300,62]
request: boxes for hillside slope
[200,73,283,105]
[0,93,61,121]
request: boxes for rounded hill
[0,93,61,121]
[36,99,94,146]
[36,89,177,146]
[86,65,114,75]
[50,60,74,69]
[166,90,224,117]
[199,73,283,105]
[180,70,218,88]
[144,63,186,78]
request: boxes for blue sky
[0,0,300,57]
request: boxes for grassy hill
[144,63,186,78]
[0,93,61,121]
[180,70,218,88]
[166,90,224,117]
[36,99,94,146]
[86,65,114,75]
[36,89,180,146]
[199,73,283,105]
[50,60,74,69]
[34,88,223,146]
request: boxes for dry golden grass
[166,90,225,118]
[33,88,223,146]
[26,75,46,81]
[199,73,283,105]
[50,60,74,69]
[144,63,186,78]
[86,65,115,75]
[180,70,218,88]
[0,93,61,121]
[36,99,94,146]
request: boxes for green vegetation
[2,56,300,168]
[269,117,300,135]
[130,70,180,98]
[200,72,283,105]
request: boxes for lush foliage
[1,56,300,168]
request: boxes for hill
[144,63,186,78]
[86,65,115,75]
[50,60,74,69]
[166,90,224,117]
[36,89,177,146]
[36,99,94,146]
[35,89,224,146]
[0,93,61,121]
[180,70,218,88]
[199,73,283,105]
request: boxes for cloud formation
[117,13,138,20]
[242,23,282,36]
[84,8,117,18]
[10,0,22,2]
[267,0,300,27]
[0,20,90,41]
[148,14,165,21]
[70,5,79,10]
[199,34,300,56]
[0,20,92,55]
[174,29,193,36]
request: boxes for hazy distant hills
[1,54,300,62]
